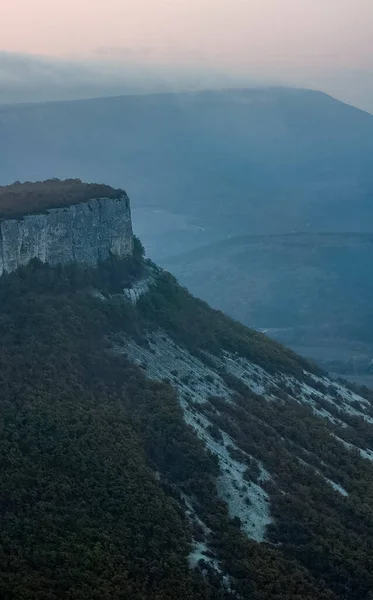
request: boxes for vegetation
[203,384,373,600]
[0,178,125,218]
[0,256,372,598]
[164,232,373,380]
[0,258,225,600]
[138,270,373,599]
[138,270,320,378]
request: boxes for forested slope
[0,252,373,598]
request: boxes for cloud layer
[1,51,372,115]
[0,51,276,104]
[1,1,373,110]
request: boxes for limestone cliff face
[0,195,133,276]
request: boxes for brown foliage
[0,178,125,218]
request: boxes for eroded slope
[1,257,373,599]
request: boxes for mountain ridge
[1,251,373,599]
[1,180,373,597]
[2,86,373,259]
[1,86,371,116]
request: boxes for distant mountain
[1,88,373,257]
[163,232,373,379]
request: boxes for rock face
[0,195,133,276]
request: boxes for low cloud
[0,52,149,103]
[0,51,248,104]
[0,51,372,114]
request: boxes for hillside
[2,243,373,598]
[163,233,373,378]
[1,88,373,257]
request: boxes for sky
[1,0,373,110]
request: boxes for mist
[0,51,269,104]
[1,51,373,114]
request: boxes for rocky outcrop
[0,195,133,276]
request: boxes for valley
[163,232,373,382]
[2,88,373,249]
[2,87,373,377]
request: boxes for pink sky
[1,0,373,111]
[1,0,372,71]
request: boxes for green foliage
[0,260,225,600]
[0,251,145,298]
[204,383,373,600]
[0,258,372,599]
[243,459,261,483]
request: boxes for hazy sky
[1,0,373,109]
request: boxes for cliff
[0,194,134,276]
